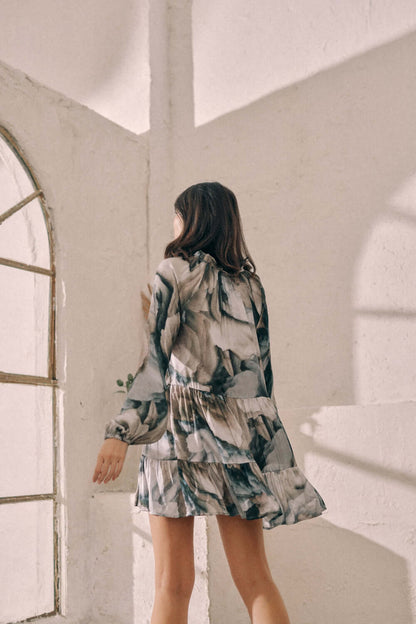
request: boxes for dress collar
[193,250,218,266]
[191,249,245,275]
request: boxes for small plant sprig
[115,373,134,393]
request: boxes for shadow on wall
[166,6,416,623]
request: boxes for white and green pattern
[104,250,327,529]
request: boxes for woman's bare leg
[148,515,195,624]
[216,515,291,624]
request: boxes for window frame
[0,125,60,619]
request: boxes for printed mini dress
[104,249,327,529]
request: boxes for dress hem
[135,456,327,530]
[131,504,327,530]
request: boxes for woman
[92,182,327,624]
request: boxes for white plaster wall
[0,0,150,134]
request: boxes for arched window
[0,126,58,621]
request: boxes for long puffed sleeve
[104,258,181,445]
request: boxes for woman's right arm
[103,258,181,445]
[256,280,275,401]
[92,260,181,483]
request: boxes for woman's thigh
[149,514,195,593]
[216,515,274,594]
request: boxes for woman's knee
[154,565,195,600]
[154,547,195,599]
[232,567,275,601]
[150,515,195,599]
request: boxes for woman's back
[166,249,273,400]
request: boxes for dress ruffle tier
[134,384,327,530]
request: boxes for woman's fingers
[94,455,111,484]
[92,457,103,482]
[112,458,124,480]
[103,461,114,483]
[103,455,125,482]
[94,455,118,483]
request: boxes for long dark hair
[164,181,257,276]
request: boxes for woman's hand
[140,282,152,320]
[92,438,128,484]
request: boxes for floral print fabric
[104,250,327,529]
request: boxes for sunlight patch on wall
[353,177,416,403]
